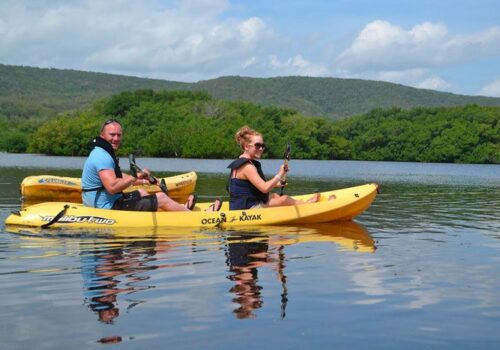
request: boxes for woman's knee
[268,195,294,207]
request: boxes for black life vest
[82,137,122,193]
[227,158,268,209]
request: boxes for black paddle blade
[129,154,139,178]
[160,178,168,194]
[283,143,291,160]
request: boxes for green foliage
[0,131,28,153]
[2,88,499,164]
[336,105,499,163]
[27,113,102,156]
[0,115,41,153]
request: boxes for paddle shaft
[279,143,291,196]
[129,154,168,194]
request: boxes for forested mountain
[2,63,500,120]
[0,64,187,119]
[193,76,500,119]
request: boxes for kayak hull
[20,172,197,204]
[6,184,379,229]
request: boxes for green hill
[193,76,500,119]
[0,64,188,118]
[1,63,500,120]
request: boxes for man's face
[100,122,122,151]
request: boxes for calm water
[1,153,499,350]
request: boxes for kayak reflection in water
[80,240,162,324]
[225,232,288,319]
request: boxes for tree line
[0,89,498,163]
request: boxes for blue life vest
[227,158,269,210]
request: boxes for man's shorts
[112,190,158,211]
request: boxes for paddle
[278,245,288,319]
[279,143,291,196]
[129,154,168,194]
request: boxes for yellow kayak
[20,172,197,204]
[6,183,378,229]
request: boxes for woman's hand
[278,164,289,178]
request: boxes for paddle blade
[283,143,291,161]
[129,154,139,178]
[160,178,168,194]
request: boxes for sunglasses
[101,118,121,131]
[250,143,266,150]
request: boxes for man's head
[100,119,122,151]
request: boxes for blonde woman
[227,126,320,210]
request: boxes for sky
[1,0,499,97]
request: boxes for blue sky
[1,0,499,96]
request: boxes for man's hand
[138,168,157,184]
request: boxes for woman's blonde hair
[235,125,261,149]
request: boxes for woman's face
[245,135,265,159]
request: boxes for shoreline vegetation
[0,89,498,164]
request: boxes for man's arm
[99,169,136,194]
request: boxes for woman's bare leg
[266,192,321,207]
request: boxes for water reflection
[5,221,375,323]
[224,232,287,319]
[222,221,374,319]
[80,239,160,324]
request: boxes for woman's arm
[241,163,287,193]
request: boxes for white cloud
[415,77,451,91]
[333,67,454,93]
[238,17,266,45]
[337,20,500,72]
[177,0,229,15]
[0,0,330,81]
[242,56,257,69]
[0,0,281,81]
[270,55,329,76]
[478,78,500,97]
[0,0,498,95]
[376,68,430,84]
